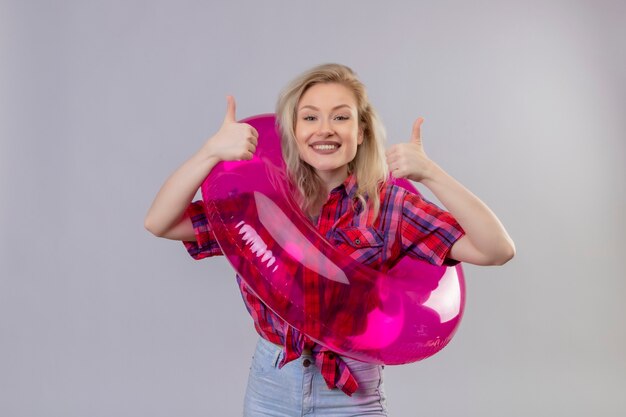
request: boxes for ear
[357,128,364,145]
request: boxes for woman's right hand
[201,96,258,162]
[145,96,258,240]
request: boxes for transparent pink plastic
[201,114,465,365]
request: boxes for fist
[385,117,433,182]
[204,96,258,162]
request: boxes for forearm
[420,162,515,265]
[144,149,219,237]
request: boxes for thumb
[410,117,424,144]
[223,95,236,123]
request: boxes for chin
[312,163,346,173]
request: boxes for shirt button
[354,238,361,245]
[303,359,311,367]
[327,353,335,359]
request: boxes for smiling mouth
[311,144,340,151]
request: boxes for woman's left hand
[385,117,434,182]
[386,117,516,266]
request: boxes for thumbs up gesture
[202,96,258,162]
[385,117,434,182]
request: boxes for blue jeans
[243,337,389,416]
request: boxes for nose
[316,119,334,137]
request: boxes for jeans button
[303,359,311,367]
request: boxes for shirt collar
[329,173,358,200]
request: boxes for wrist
[196,140,222,166]
[408,158,439,183]
[418,160,444,186]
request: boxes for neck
[316,167,349,195]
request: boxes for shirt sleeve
[400,190,465,266]
[182,200,223,260]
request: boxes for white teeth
[236,222,278,271]
[312,144,338,151]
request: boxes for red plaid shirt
[183,175,464,396]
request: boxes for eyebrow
[298,104,353,112]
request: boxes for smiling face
[294,82,363,187]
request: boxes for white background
[1,0,625,416]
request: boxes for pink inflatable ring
[201,114,465,365]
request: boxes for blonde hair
[276,63,389,217]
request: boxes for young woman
[145,63,515,416]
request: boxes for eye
[302,115,317,121]
[334,115,350,121]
